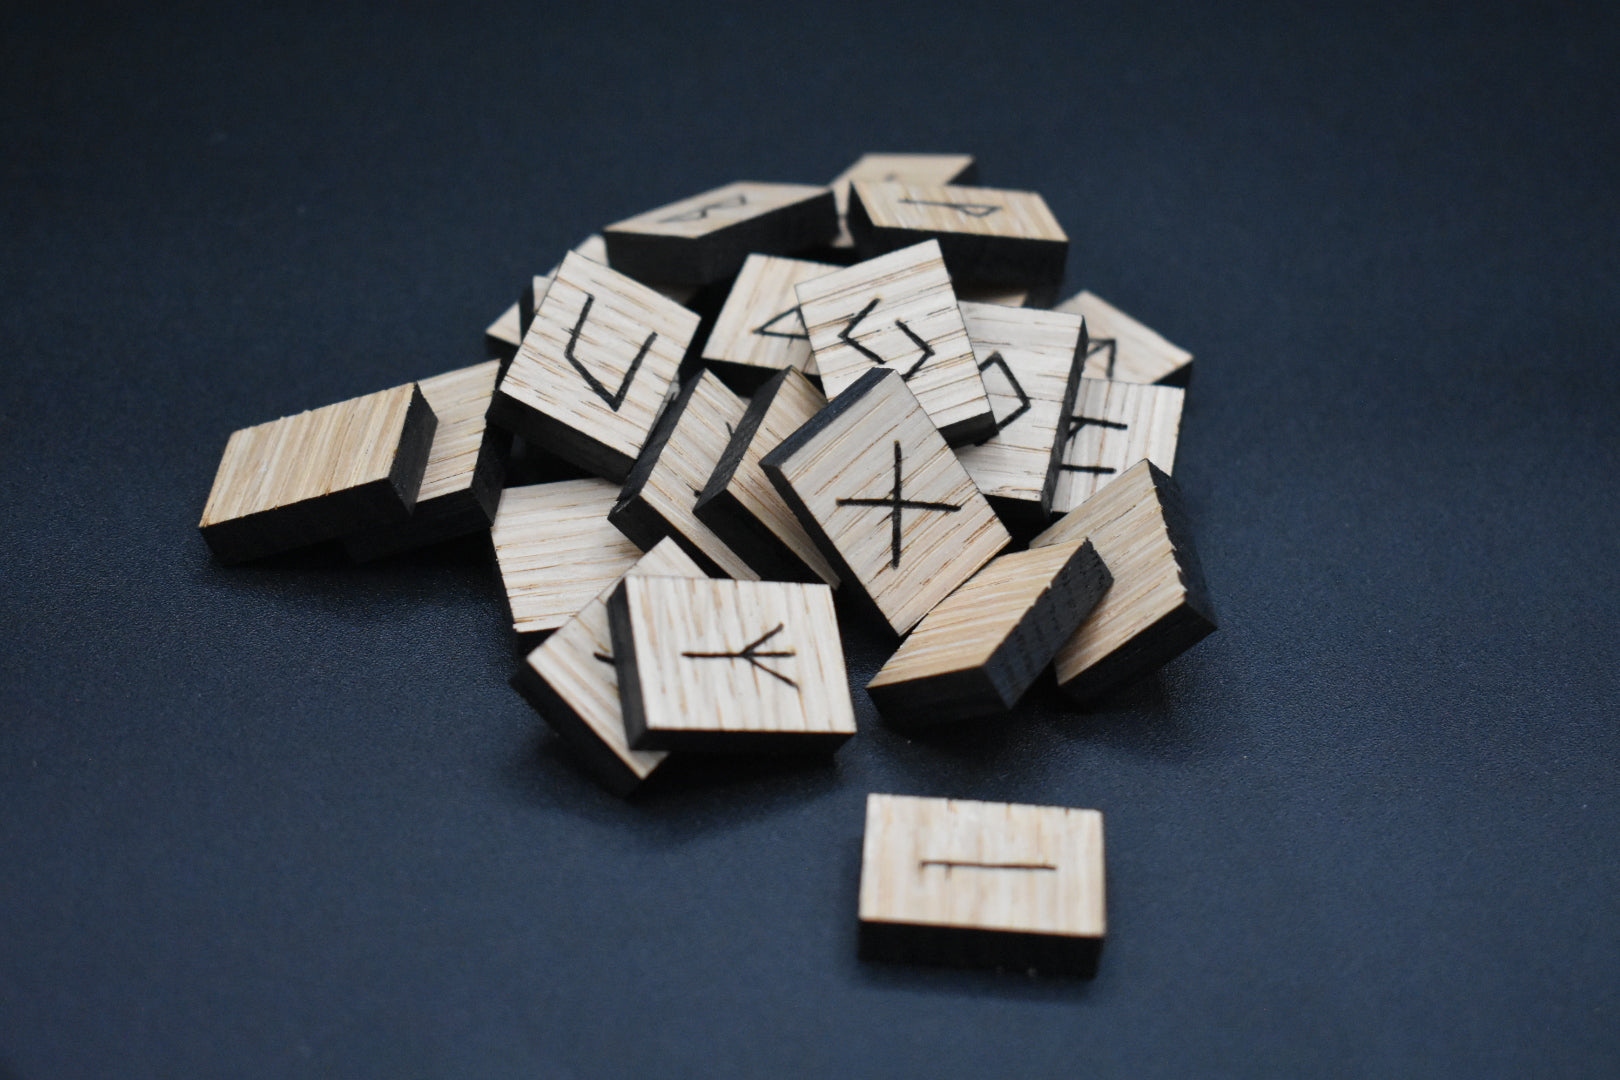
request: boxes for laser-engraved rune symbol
[681,624,798,689]
[897,197,1001,218]
[1086,336,1119,379]
[659,192,747,224]
[974,351,1031,442]
[1059,412,1129,474]
[919,860,1058,872]
[692,421,736,499]
[564,294,655,411]
[752,304,807,340]
[839,298,935,379]
[593,652,614,665]
[836,441,962,569]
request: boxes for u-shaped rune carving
[682,624,798,689]
[839,298,935,379]
[836,441,962,569]
[564,294,656,411]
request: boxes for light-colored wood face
[499,252,699,468]
[796,241,990,442]
[605,181,830,240]
[851,181,1066,243]
[868,541,1086,687]
[200,383,421,529]
[1031,460,1187,684]
[859,794,1105,939]
[615,576,854,740]
[1050,378,1184,514]
[491,478,643,634]
[1054,290,1192,385]
[628,371,759,580]
[953,302,1086,505]
[828,153,977,246]
[523,538,708,788]
[703,254,837,377]
[714,368,839,585]
[955,285,1029,307]
[412,360,501,504]
[767,371,1008,635]
[486,301,522,352]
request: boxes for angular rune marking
[919,860,1058,872]
[1086,336,1119,379]
[681,623,798,689]
[974,351,1030,442]
[839,297,935,380]
[752,304,808,340]
[659,192,747,224]
[836,441,962,569]
[593,651,614,665]
[564,294,656,411]
[692,421,736,498]
[1060,412,1129,474]
[897,197,1001,218]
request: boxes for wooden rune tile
[489,251,700,482]
[955,284,1029,307]
[344,360,510,560]
[484,299,523,364]
[603,181,837,286]
[760,368,1010,636]
[608,370,758,580]
[694,367,838,585]
[607,576,854,754]
[847,181,1068,286]
[198,382,437,564]
[1050,378,1184,515]
[701,253,838,392]
[795,240,993,446]
[1031,460,1216,702]
[828,153,978,249]
[1053,290,1193,386]
[859,794,1106,976]
[952,301,1088,524]
[866,540,1111,727]
[491,477,644,635]
[512,538,707,796]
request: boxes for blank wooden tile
[1031,460,1216,702]
[761,368,1010,636]
[608,576,855,754]
[796,240,993,446]
[700,253,837,391]
[489,251,700,482]
[1054,290,1193,386]
[828,153,978,249]
[953,301,1088,523]
[1050,378,1184,515]
[847,181,1068,286]
[344,360,510,561]
[484,299,523,364]
[866,540,1111,727]
[695,367,838,585]
[608,370,758,580]
[603,181,837,286]
[512,538,707,796]
[859,794,1106,976]
[199,382,437,564]
[491,478,644,635]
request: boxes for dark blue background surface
[3,2,1618,1076]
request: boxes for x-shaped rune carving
[564,294,656,411]
[836,440,961,568]
[681,623,798,688]
[838,297,935,379]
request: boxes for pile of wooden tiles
[197,154,1218,976]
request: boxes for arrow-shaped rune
[659,192,747,224]
[897,197,1001,218]
[752,304,808,340]
[682,624,798,689]
[564,294,655,412]
[839,297,935,380]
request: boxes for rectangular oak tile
[761,368,1010,636]
[859,794,1106,976]
[701,253,838,392]
[847,181,1067,286]
[199,382,437,564]
[796,240,993,446]
[491,477,644,635]
[607,576,854,754]
[1031,460,1216,702]
[1050,378,1184,514]
[1053,290,1193,386]
[828,153,978,249]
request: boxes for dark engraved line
[681,623,798,689]
[894,319,935,379]
[659,192,747,224]
[1086,336,1119,380]
[564,294,656,412]
[839,297,884,363]
[593,652,614,664]
[919,860,1058,872]
[692,421,737,498]
[1059,464,1118,474]
[752,304,809,340]
[897,197,1001,218]
[1064,413,1129,441]
[975,352,1030,441]
[835,441,961,568]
